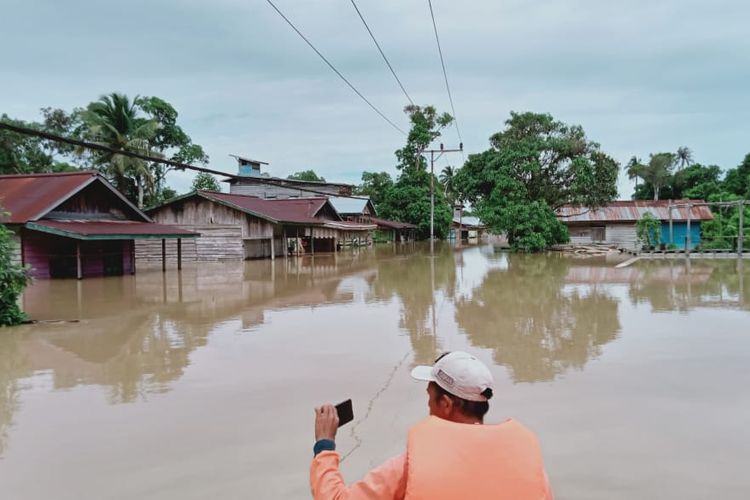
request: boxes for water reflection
[1,246,748,458]
[456,254,621,382]
[367,244,456,364]
[627,260,748,312]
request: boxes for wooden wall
[21,230,132,279]
[229,180,344,199]
[135,225,243,262]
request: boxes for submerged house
[139,190,375,262]
[0,171,197,279]
[369,217,418,242]
[558,200,714,250]
[450,209,486,240]
[328,196,376,223]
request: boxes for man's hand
[314,404,339,442]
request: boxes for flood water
[1,243,749,499]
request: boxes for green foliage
[287,170,325,182]
[454,111,617,250]
[354,171,393,209]
[636,212,661,248]
[191,172,221,192]
[640,153,676,200]
[0,218,30,326]
[0,114,80,175]
[378,105,454,239]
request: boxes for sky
[2,0,749,198]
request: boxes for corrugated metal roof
[0,171,99,223]
[327,196,372,215]
[200,191,340,224]
[453,216,484,227]
[369,217,417,230]
[27,220,197,239]
[558,200,714,223]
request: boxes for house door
[102,241,124,276]
[591,227,606,242]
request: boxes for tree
[287,170,325,182]
[378,105,454,239]
[636,212,661,249]
[676,146,693,170]
[191,172,221,192]
[625,156,645,188]
[639,153,676,200]
[80,93,158,208]
[0,114,79,175]
[439,165,457,205]
[453,112,619,251]
[723,153,750,198]
[0,216,30,326]
[672,163,722,199]
[354,171,393,208]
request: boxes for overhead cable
[349,0,414,106]
[426,0,464,159]
[265,0,406,135]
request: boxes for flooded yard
[1,244,749,499]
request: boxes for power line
[0,121,372,200]
[349,0,414,106]
[265,0,406,136]
[426,0,464,160]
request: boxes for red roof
[198,191,341,224]
[558,200,714,223]
[370,216,417,230]
[0,171,100,223]
[26,220,198,239]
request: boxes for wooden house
[557,200,714,250]
[140,191,375,262]
[328,196,376,224]
[370,217,417,242]
[0,171,197,279]
[224,156,353,199]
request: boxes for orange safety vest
[404,416,549,500]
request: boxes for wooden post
[311,227,315,256]
[76,241,82,280]
[162,239,166,272]
[739,201,745,255]
[131,240,136,275]
[177,238,182,270]
[668,205,674,246]
[283,227,288,259]
[686,204,692,255]
[270,237,275,261]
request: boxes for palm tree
[439,165,455,203]
[625,156,645,187]
[641,153,676,200]
[80,93,158,208]
[676,146,693,170]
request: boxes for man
[310,351,553,499]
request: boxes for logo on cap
[436,369,455,387]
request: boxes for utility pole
[421,143,463,253]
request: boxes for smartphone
[335,399,354,427]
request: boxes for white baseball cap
[411,351,494,402]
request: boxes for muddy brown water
[1,244,748,499]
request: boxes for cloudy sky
[2,0,749,197]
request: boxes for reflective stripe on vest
[405,416,548,500]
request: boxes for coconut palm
[439,165,455,203]
[676,146,693,170]
[80,93,158,208]
[625,156,645,187]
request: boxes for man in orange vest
[310,351,554,499]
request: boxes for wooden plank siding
[140,197,282,262]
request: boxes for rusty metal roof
[26,220,198,240]
[369,217,417,230]
[558,200,714,223]
[197,191,341,224]
[0,171,100,223]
